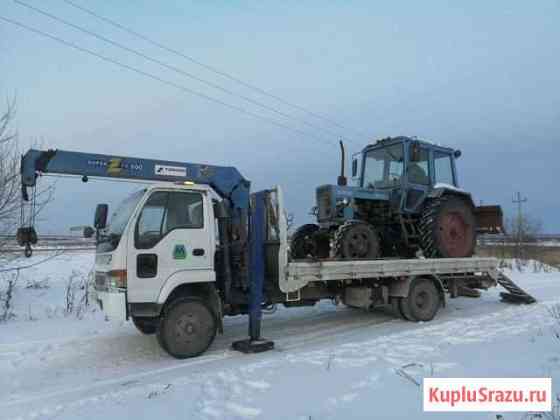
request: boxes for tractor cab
[356,137,462,213]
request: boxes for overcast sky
[1,0,559,233]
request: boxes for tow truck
[17,148,536,359]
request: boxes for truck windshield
[362,144,404,188]
[96,189,145,253]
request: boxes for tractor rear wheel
[334,221,380,259]
[419,195,476,258]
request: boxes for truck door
[126,189,214,303]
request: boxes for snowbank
[1,252,560,420]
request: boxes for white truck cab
[94,183,218,324]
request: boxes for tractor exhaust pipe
[337,140,347,186]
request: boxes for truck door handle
[193,248,205,256]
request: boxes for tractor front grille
[317,188,333,222]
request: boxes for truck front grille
[317,188,332,221]
[95,272,108,291]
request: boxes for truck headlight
[107,269,127,289]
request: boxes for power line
[14,0,353,146]
[61,0,371,142]
[0,15,336,148]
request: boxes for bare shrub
[0,99,54,254]
[65,270,91,319]
[0,271,19,322]
[505,215,543,261]
[548,304,560,342]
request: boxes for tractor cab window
[408,147,430,185]
[434,152,455,186]
[136,191,204,249]
[363,144,404,188]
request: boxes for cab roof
[363,136,456,154]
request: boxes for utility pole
[512,192,527,247]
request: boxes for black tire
[290,224,320,259]
[398,297,415,321]
[132,317,157,335]
[334,221,380,259]
[400,278,441,322]
[419,195,476,258]
[391,297,408,320]
[156,298,217,359]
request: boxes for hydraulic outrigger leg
[232,190,274,353]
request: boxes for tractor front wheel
[290,224,319,259]
[290,224,330,259]
[334,221,380,259]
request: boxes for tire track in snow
[0,310,397,417]
[3,271,558,419]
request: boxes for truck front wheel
[156,298,217,359]
[400,278,441,322]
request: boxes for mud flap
[475,205,504,234]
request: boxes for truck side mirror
[454,149,462,158]
[352,158,358,177]
[94,204,108,229]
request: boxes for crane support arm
[21,148,251,208]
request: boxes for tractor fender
[428,185,475,208]
[388,275,446,307]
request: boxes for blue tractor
[291,136,502,260]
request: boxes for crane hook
[24,243,33,258]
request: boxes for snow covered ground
[1,252,560,420]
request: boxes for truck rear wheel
[419,195,476,258]
[132,317,157,335]
[400,278,440,322]
[391,297,409,320]
[156,298,217,359]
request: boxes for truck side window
[408,148,430,185]
[136,192,168,249]
[135,191,204,249]
[165,192,204,231]
[434,152,455,186]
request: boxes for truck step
[497,273,536,304]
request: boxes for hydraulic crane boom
[18,148,252,263]
[20,148,251,208]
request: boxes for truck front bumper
[96,289,127,322]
